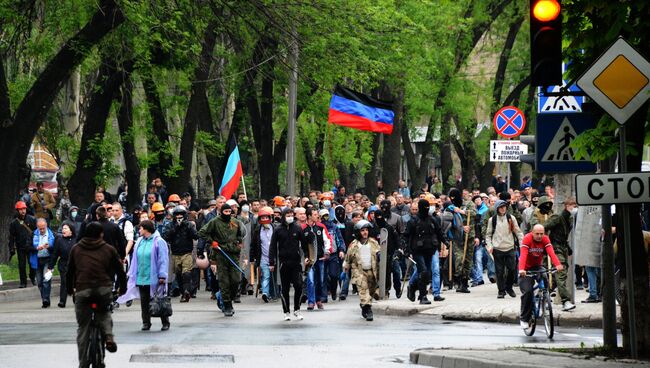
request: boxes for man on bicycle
[67,222,127,364]
[517,224,563,329]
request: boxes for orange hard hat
[151,202,165,212]
[273,196,285,207]
[15,201,27,210]
[168,194,181,202]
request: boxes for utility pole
[599,157,617,349]
[286,26,299,196]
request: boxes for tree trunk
[363,134,381,199]
[67,60,129,208]
[381,85,403,195]
[116,75,141,211]
[440,114,454,193]
[0,0,124,264]
[141,70,173,184]
[167,20,218,196]
[302,120,325,191]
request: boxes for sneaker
[126,300,133,307]
[339,295,347,301]
[488,277,496,284]
[581,297,600,303]
[497,293,505,299]
[433,295,445,302]
[562,301,576,311]
[284,313,291,321]
[506,289,516,298]
[307,303,315,310]
[57,302,65,308]
[419,296,431,305]
[262,294,269,303]
[293,310,303,320]
[316,301,324,310]
[520,320,529,329]
[576,284,584,290]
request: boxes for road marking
[562,333,580,337]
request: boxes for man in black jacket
[373,210,404,298]
[163,206,199,302]
[8,201,37,287]
[406,199,448,304]
[269,208,309,321]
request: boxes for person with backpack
[406,199,448,304]
[442,188,476,294]
[485,200,524,299]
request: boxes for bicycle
[523,268,557,339]
[86,300,113,368]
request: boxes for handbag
[149,285,173,317]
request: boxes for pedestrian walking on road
[269,208,309,321]
[9,201,37,288]
[162,206,199,303]
[49,222,76,308]
[117,220,171,331]
[32,218,55,308]
[343,220,380,321]
[485,200,524,299]
[543,197,577,311]
[198,203,244,317]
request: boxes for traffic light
[530,0,562,87]
[519,135,536,169]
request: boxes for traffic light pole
[619,126,637,359]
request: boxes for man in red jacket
[517,224,563,328]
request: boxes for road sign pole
[599,158,617,349]
[619,126,637,359]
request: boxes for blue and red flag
[328,85,395,134]
[218,132,243,200]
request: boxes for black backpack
[489,213,519,247]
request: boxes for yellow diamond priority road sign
[577,37,650,125]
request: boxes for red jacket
[518,233,561,271]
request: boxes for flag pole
[241,174,247,199]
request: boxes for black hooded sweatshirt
[406,199,446,255]
[269,210,309,267]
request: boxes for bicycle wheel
[543,291,554,339]
[87,325,105,368]
[523,294,538,336]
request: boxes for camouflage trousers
[357,269,379,306]
[552,245,570,302]
[217,258,241,303]
[453,239,474,280]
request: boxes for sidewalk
[410,348,650,368]
[374,281,620,328]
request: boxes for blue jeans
[387,253,402,293]
[472,245,495,283]
[340,270,350,296]
[307,260,326,304]
[260,262,273,298]
[36,258,52,304]
[585,266,600,299]
[408,251,440,296]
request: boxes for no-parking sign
[493,106,526,138]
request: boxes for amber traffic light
[530,0,562,87]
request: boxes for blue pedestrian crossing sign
[538,63,584,114]
[536,113,597,173]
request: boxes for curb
[0,282,61,303]
[410,349,537,368]
[440,311,621,329]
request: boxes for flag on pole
[328,84,395,134]
[218,132,243,200]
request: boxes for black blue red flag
[327,85,395,134]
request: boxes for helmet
[173,205,187,216]
[259,206,274,217]
[318,208,329,218]
[195,253,210,270]
[168,194,181,202]
[151,202,165,212]
[354,219,373,231]
[273,196,285,207]
[15,201,27,210]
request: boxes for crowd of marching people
[9,174,602,359]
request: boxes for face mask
[570,207,578,216]
[323,200,331,208]
[322,215,329,221]
[242,205,250,213]
[285,216,294,224]
[176,217,183,225]
[168,209,174,216]
[221,214,231,222]
[428,207,435,216]
[71,211,78,219]
[274,216,281,222]
[154,213,165,221]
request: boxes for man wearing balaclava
[198,203,244,317]
[445,188,476,294]
[372,209,404,298]
[405,199,448,304]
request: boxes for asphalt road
[0,290,610,367]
